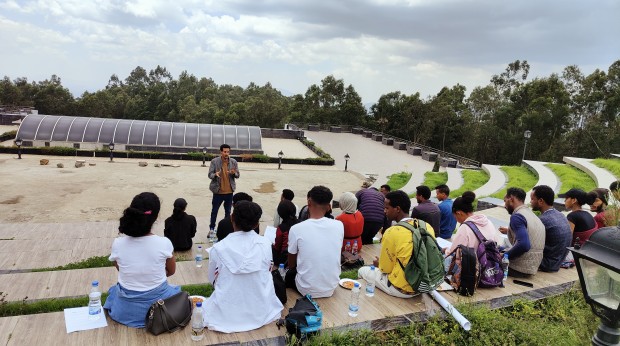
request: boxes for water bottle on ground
[348,282,360,317]
[278,263,287,279]
[344,241,352,253]
[352,240,359,255]
[365,266,376,297]
[195,246,203,268]
[208,229,217,243]
[88,280,102,320]
[502,253,509,282]
[191,301,205,341]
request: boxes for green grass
[340,269,359,280]
[491,166,538,199]
[385,171,412,190]
[546,163,597,193]
[592,158,620,179]
[422,172,448,189]
[294,288,597,345]
[451,170,490,198]
[31,256,112,272]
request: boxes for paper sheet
[64,307,108,333]
[436,238,452,250]
[264,226,277,244]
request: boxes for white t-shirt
[288,217,344,298]
[109,235,173,291]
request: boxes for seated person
[410,185,441,235]
[103,192,180,328]
[380,184,391,196]
[356,184,386,244]
[217,192,259,241]
[587,188,609,229]
[530,185,572,272]
[273,200,298,266]
[204,201,283,333]
[435,184,457,239]
[558,188,597,245]
[358,190,436,298]
[336,192,364,252]
[273,189,299,227]
[286,186,344,298]
[163,198,197,251]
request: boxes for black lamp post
[202,147,207,167]
[108,142,115,162]
[14,137,23,159]
[344,153,350,172]
[570,226,620,346]
[521,130,532,165]
[278,150,284,170]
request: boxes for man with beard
[499,187,545,277]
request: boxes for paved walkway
[445,167,464,192]
[523,160,561,192]
[473,164,506,197]
[563,156,617,188]
[305,131,435,192]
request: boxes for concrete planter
[407,146,422,155]
[308,124,321,131]
[372,134,383,141]
[363,131,373,138]
[329,126,341,133]
[393,142,406,150]
[382,138,394,145]
[422,151,438,161]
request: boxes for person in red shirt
[273,200,298,266]
[336,192,364,252]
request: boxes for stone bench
[422,151,438,161]
[329,126,341,133]
[371,134,383,141]
[440,157,458,168]
[382,138,394,145]
[308,124,321,131]
[352,127,363,134]
[393,142,406,150]
[407,146,422,155]
[363,131,373,138]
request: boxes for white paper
[436,238,452,250]
[64,307,108,333]
[429,290,471,331]
[264,226,277,244]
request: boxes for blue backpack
[283,295,322,339]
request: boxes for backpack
[280,294,322,339]
[297,205,309,222]
[465,221,504,288]
[396,220,445,293]
[447,245,479,296]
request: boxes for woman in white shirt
[103,192,180,328]
[204,200,283,333]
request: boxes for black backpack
[446,245,479,296]
[279,295,322,340]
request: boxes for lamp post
[202,147,207,167]
[569,226,620,346]
[108,142,115,162]
[278,150,284,170]
[344,153,350,172]
[14,137,23,159]
[521,130,532,165]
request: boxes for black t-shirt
[216,217,259,241]
[567,210,596,233]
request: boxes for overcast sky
[1,0,618,104]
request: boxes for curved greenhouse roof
[16,114,262,150]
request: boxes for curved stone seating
[563,156,617,188]
[473,164,506,197]
[523,160,561,193]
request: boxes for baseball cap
[558,188,588,205]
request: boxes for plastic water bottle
[88,280,102,320]
[191,301,205,341]
[195,246,203,268]
[352,240,359,255]
[365,266,376,297]
[502,253,509,281]
[348,282,360,317]
[344,241,352,253]
[208,229,217,243]
[278,263,287,279]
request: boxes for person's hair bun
[462,191,476,204]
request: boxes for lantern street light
[521,130,532,165]
[569,226,620,346]
[202,147,208,167]
[278,150,284,170]
[108,142,115,162]
[14,137,23,159]
[344,153,350,172]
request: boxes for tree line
[1,60,619,165]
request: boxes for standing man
[410,185,441,234]
[208,144,240,233]
[435,184,457,239]
[530,185,571,272]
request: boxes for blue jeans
[210,193,233,229]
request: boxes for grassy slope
[592,158,620,179]
[546,163,597,193]
[422,172,448,189]
[491,166,538,199]
[451,170,490,198]
[385,172,412,190]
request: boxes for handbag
[145,291,192,335]
[341,251,364,270]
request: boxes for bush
[40,146,76,156]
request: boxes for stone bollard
[57,163,64,168]
[139,162,148,167]
[75,160,85,168]
[89,163,96,166]
[40,159,49,165]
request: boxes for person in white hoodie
[204,200,283,333]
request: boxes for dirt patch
[253,181,276,193]
[0,196,23,205]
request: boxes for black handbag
[145,291,192,335]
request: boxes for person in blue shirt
[435,184,457,239]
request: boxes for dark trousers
[284,268,301,295]
[210,193,233,229]
[361,220,384,245]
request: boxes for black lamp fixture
[344,153,350,172]
[570,226,620,346]
[202,146,208,167]
[521,130,532,165]
[14,137,23,159]
[108,142,115,162]
[278,150,284,170]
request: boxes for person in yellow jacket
[358,190,435,298]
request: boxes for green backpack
[396,220,445,293]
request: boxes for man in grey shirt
[410,185,441,235]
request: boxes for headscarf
[339,192,358,214]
